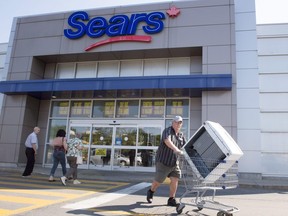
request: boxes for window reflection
[116,100,139,118]
[138,127,161,147]
[113,149,142,167]
[140,100,164,118]
[50,101,69,117]
[115,127,137,146]
[70,101,91,117]
[139,149,157,167]
[92,127,113,145]
[47,119,67,143]
[166,99,189,118]
[90,148,111,167]
[93,101,115,118]
[51,99,189,119]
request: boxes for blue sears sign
[63,6,180,50]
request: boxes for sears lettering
[64,11,165,39]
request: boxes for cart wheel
[176,203,185,214]
[197,200,205,211]
[217,212,233,216]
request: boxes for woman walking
[48,129,68,182]
[61,131,83,185]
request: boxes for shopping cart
[176,155,240,216]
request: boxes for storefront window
[116,100,139,118]
[50,101,69,117]
[166,99,189,118]
[144,59,167,76]
[92,100,115,118]
[47,119,67,143]
[120,60,142,76]
[46,97,190,169]
[168,58,190,75]
[56,63,75,78]
[76,62,96,78]
[98,61,119,78]
[70,100,92,117]
[140,100,164,118]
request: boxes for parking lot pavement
[111,185,288,216]
[57,185,288,216]
[1,165,288,215]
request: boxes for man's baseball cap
[173,116,183,122]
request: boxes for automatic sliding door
[138,126,162,168]
[69,120,163,171]
[113,126,138,169]
[89,125,113,169]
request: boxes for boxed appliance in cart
[182,121,243,183]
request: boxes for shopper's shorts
[154,162,181,183]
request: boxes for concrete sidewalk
[2,164,288,190]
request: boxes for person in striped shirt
[146,116,186,206]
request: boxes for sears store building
[0,0,263,179]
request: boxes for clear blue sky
[0,0,287,43]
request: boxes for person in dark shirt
[146,116,186,206]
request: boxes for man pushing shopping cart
[146,120,243,216]
[146,116,186,207]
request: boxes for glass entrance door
[89,125,113,169]
[88,124,139,170]
[113,126,138,170]
[68,120,163,171]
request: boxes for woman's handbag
[76,155,83,165]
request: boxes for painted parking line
[0,174,130,216]
[0,189,96,216]
[0,174,128,191]
[63,182,151,210]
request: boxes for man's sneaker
[146,189,154,203]
[60,176,67,186]
[167,197,179,207]
[73,179,81,184]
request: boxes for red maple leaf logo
[166,6,180,18]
